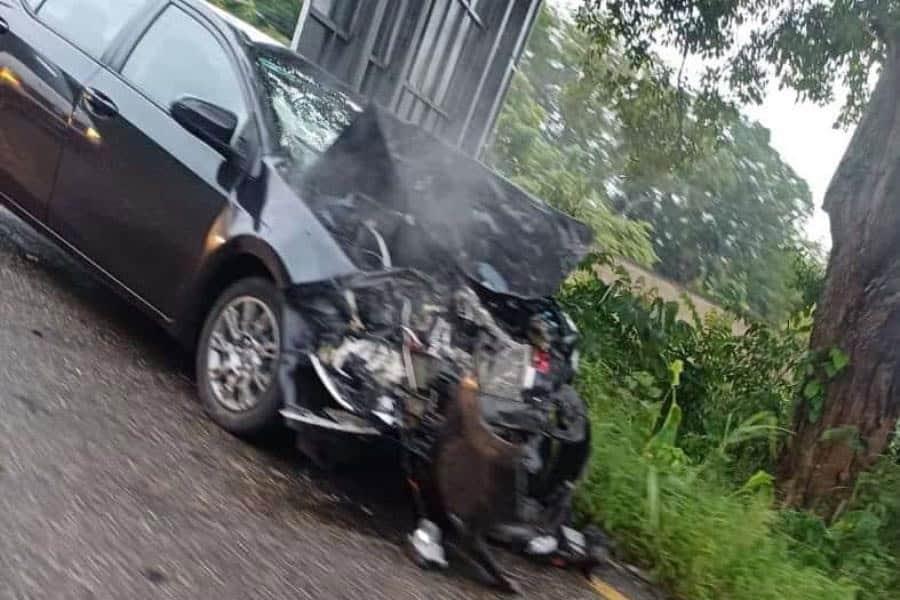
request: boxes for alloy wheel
[206,295,280,412]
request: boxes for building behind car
[290,0,543,157]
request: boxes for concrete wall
[595,258,748,334]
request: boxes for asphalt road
[0,207,603,600]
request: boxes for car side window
[36,0,147,59]
[122,6,247,125]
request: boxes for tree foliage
[488,9,660,267]
[491,6,815,321]
[208,0,300,42]
[577,0,883,127]
[619,116,814,320]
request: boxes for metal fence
[293,0,542,156]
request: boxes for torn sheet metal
[278,267,591,537]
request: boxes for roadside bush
[572,365,853,599]
[560,260,807,483]
[562,261,899,600]
[778,459,900,600]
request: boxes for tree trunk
[777,36,900,515]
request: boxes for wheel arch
[174,236,288,349]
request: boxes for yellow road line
[590,577,632,600]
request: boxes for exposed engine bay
[275,106,600,589]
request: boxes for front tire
[196,277,284,436]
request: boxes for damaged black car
[0,0,596,591]
[268,71,599,592]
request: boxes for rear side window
[122,6,247,123]
[37,0,147,59]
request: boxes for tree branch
[676,42,689,155]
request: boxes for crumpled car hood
[291,105,594,299]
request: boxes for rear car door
[0,0,144,220]
[49,2,256,320]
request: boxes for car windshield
[255,49,360,168]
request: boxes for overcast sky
[744,92,849,247]
[550,0,852,248]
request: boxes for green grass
[573,364,855,600]
[559,267,900,600]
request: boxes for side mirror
[171,96,238,158]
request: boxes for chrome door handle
[83,87,118,118]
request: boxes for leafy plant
[564,265,898,599]
[572,356,854,600]
[561,259,808,481]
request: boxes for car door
[49,2,255,321]
[0,0,143,220]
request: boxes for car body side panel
[251,158,359,282]
[0,1,99,220]
[49,65,236,319]
[1,0,357,334]
[174,159,358,331]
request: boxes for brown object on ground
[434,375,523,592]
